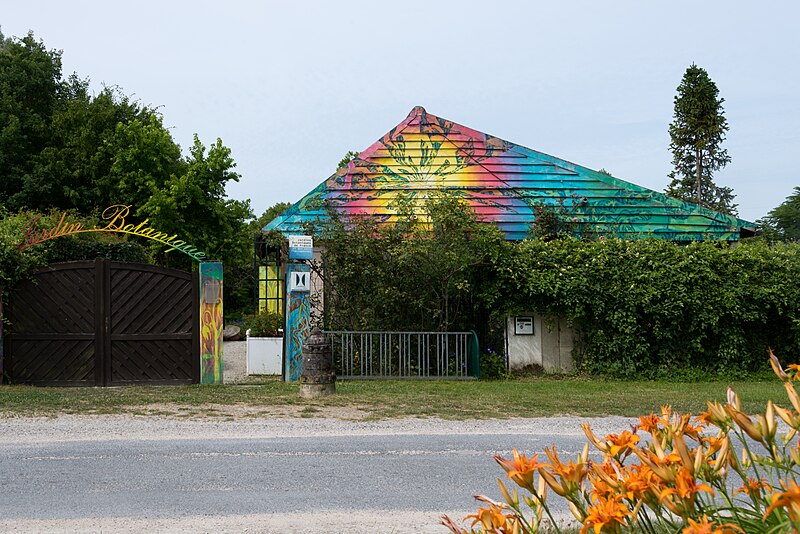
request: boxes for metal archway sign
[18,204,206,261]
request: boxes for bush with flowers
[442,350,800,533]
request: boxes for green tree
[252,202,292,233]
[309,193,504,332]
[665,64,736,215]
[13,79,147,211]
[140,135,252,268]
[337,150,360,169]
[0,31,64,206]
[0,31,257,318]
[761,187,800,242]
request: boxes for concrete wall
[506,314,575,372]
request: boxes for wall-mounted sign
[18,204,206,262]
[289,270,311,292]
[515,316,534,335]
[288,235,313,261]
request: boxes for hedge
[493,238,800,378]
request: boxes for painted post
[283,263,311,381]
[200,261,223,384]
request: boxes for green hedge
[494,238,800,378]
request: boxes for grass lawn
[0,375,785,419]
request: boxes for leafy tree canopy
[252,202,292,234]
[337,150,360,169]
[665,63,737,215]
[760,187,800,242]
[0,31,253,274]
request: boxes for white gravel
[0,414,637,445]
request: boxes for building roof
[266,106,754,241]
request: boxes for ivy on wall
[493,238,800,377]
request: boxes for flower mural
[268,106,753,242]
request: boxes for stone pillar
[299,328,335,398]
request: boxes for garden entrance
[3,259,199,386]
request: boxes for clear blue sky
[3,1,798,222]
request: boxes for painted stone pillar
[200,261,223,384]
[283,263,311,381]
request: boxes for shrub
[492,238,800,377]
[442,350,800,533]
[480,349,509,380]
[244,310,283,337]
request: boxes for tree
[0,31,64,206]
[140,135,253,269]
[0,31,257,318]
[337,150,360,169]
[252,202,292,233]
[665,64,736,215]
[761,187,800,241]
[309,193,504,332]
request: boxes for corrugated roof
[266,106,754,241]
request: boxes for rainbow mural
[200,261,223,385]
[284,263,311,382]
[266,106,754,241]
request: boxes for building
[264,106,755,377]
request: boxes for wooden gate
[4,259,199,386]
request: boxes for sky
[3,1,799,223]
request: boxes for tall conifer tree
[665,64,736,215]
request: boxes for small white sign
[288,235,313,260]
[289,271,311,292]
[515,316,534,335]
[289,235,313,249]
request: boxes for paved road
[0,416,626,532]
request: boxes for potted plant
[245,310,283,375]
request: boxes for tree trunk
[695,147,702,203]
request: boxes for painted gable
[267,106,753,241]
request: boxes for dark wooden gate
[4,259,199,386]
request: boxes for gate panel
[6,262,99,386]
[5,260,199,386]
[108,263,198,385]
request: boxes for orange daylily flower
[682,514,743,533]
[605,430,640,458]
[660,467,714,517]
[622,463,659,502]
[698,401,730,429]
[788,363,800,381]
[495,449,542,493]
[540,446,588,497]
[580,494,631,534]
[734,477,772,498]
[680,419,706,441]
[465,495,521,532]
[632,447,678,484]
[764,479,800,523]
[638,413,662,436]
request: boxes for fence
[324,331,480,379]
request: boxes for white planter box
[246,336,283,375]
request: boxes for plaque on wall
[515,316,534,335]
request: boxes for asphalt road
[0,416,620,532]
